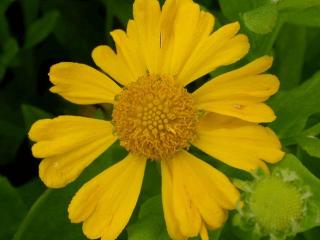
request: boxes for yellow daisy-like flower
[29,0,285,239]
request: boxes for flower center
[250,176,303,233]
[112,74,198,160]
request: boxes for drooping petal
[176,22,249,86]
[193,115,284,173]
[192,56,279,122]
[160,0,215,77]
[161,150,239,239]
[68,153,147,240]
[133,0,161,73]
[161,155,185,240]
[29,116,117,188]
[49,63,121,104]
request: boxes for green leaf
[127,195,170,240]
[283,7,320,27]
[21,104,52,132]
[0,120,25,164]
[297,137,320,158]
[303,227,320,240]
[218,0,257,21]
[139,161,161,203]
[274,24,306,90]
[0,175,28,239]
[24,10,60,49]
[243,5,278,34]
[0,37,19,80]
[278,0,320,10]
[18,179,46,208]
[303,122,320,136]
[0,0,13,15]
[13,142,126,240]
[269,71,320,139]
[0,37,19,65]
[21,0,40,27]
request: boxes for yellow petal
[192,56,279,123]
[29,116,117,188]
[193,120,285,173]
[110,28,146,81]
[178,151,240,210]
[198,112,252,131]
[161,150,238,239]
[197,100,276,123]
[194,74,279,101]
[200,224,209,240]
[49,63,121,104]
[160,0,214,76]
[204,56,274,86]
[162,159,202,239]
[92,45,134,86]
[68,153,147,240]
[177,22,250,86]
[171,158,202,236]
[161,158,184,240]
[133,0,161,73]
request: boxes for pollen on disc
[112,74,198,160]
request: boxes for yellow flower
[28,0,284,239]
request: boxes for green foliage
[127,196,170,240]
[0,175,27,239]
[243,5,278,34]
[24,10,60,49]
[0,120,25,164]
[13,142,125,240]
[269,71,320,141]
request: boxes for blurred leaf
[21,0,40,27]
[139,161,161,203]
[218,0,283,59]
[13,142,126,240]
[101,0,132,26]
[24,10,60,49]
[303,227,320,240]
[18,179,46,208]
[21,104,52,132]
[297,137,320,158]
[269,71,320,139]
[127,195,170,240]
[0,175,27,239]
[0,0,13,14]
[243,5,278,34]
[218,0,256,21]
[43,0,105,61]
[278,0,320,10]
[0,37,19,80]
[283,7,320,27]
[274,24,306,90]
[303,122,320,136]
[0,15,10,42]
[0,37,19,64]
[0,120,25,164]
[303,28,320,79]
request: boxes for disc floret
[112,74,198,160]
